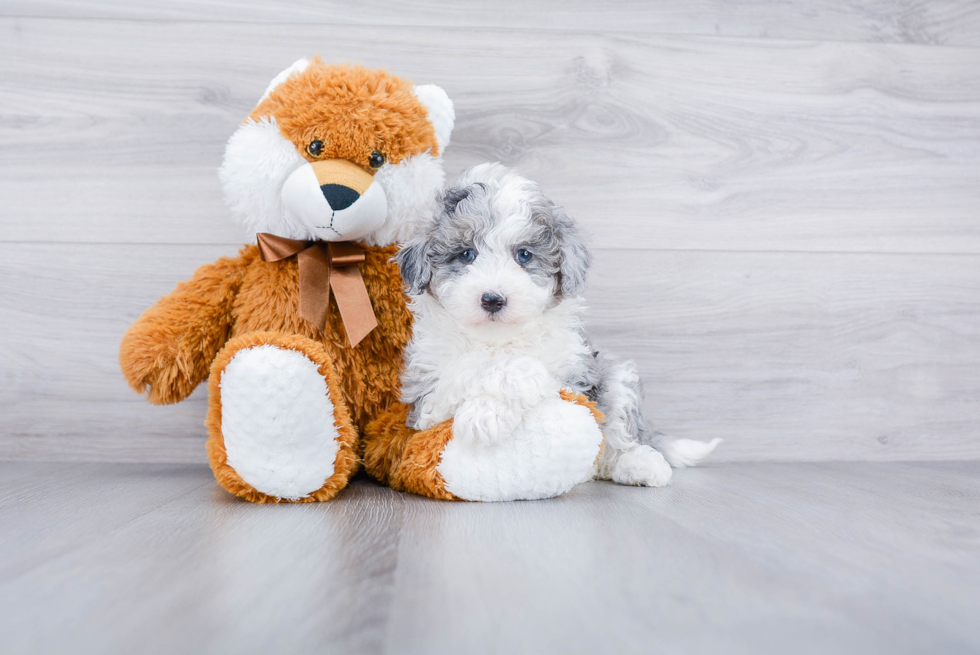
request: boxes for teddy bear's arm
[119,254,248,405]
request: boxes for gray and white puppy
[396,162,719,487]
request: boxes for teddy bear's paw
[452,396,523,446]
[439,397,603,502]
[217,344,345,500]
[607,445,673,488]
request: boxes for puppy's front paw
[497,357,555,410]
[453,397,522,446]
[610,445,673,487]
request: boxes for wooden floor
[1,461,978,654]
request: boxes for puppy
[395,163,719,487]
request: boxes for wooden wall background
[1,1,978,463]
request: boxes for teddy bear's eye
[516,248,533,264]
[307,140,324,157]
[368,150,386,169]
[459,248,476,264]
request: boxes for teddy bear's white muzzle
[281,159,388,242]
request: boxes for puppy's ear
[395,235,433,295]
[553,205,591,296]
[441,185,471,214]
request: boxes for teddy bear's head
[219,58,454,246]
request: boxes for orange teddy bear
[120,58,453,502]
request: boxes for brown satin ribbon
[256,233,378,348]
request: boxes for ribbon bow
[256,233,378,347]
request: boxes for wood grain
[1,19,979,252]
[1,243,977,463]
[1,7,977,464]
[0,463,405,654]
[0,462,209,580]
[590,249,980,460]
[1,462,978,654]
[386,462,980,654]
[2,1,980,47]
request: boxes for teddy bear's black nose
[320,184,360,211]
[481,293,507,314]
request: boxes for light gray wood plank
[2,1,979,47]
[2,19,979,252]
[0,461,82,503]
[0,464,406,655]
[1,244,977,463]
[0,462,210,580]
[1,462,978,654]
[385,462,980,654]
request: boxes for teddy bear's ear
[413,84,455,155]
[257,58,310,104]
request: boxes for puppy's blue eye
[459,249,476,263]
[516,248,533,264]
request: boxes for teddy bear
[120,58,458,502]
[121,58,610,504]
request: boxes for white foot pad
[438,398,603,502]
[220,345,340,500]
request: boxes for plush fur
[393,163,720,490]
[205,332,359,504]
[120,60,452,502]
[122,244,413,429]
[438,394,604,501]
[363,404,459,501]
[362,390,602,501]
[218,58,452,244]
[250,59,442,166]
[220,344,343,498]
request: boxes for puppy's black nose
[481,293,506,314]
[320,184,360,211]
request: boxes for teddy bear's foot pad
[439,397,604,502]
[219,344,342,500]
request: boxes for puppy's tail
[660,438,723,468]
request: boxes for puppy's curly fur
[396,163,720,487]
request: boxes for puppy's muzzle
[281,159,388,241]
[481,292,507,314]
